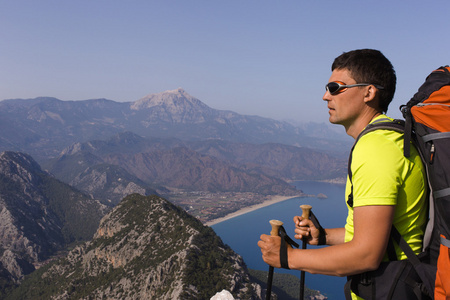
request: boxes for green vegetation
[182,225,239,299]
[0,268,17,300]
[5,259,128,300]
[43,152,102,184]
[0,174,22,197]
[39,174,104,243]
[249,269,323,300]
[5,263,62,300]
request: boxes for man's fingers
[259,234,270,242]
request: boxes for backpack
[344,66,450,300]
[402,65,450,300]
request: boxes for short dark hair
[331,49,396,113]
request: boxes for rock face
[130,88,213,124]
[11,194,262,300]
[69,162,158,205]
[0,151,106,286]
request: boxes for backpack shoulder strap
[347,119,405,207]
[391,225,436,297]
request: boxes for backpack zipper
[416,103,450,108]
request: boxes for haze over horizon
[1,1,449,124]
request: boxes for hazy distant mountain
[44,143,162,205]
[0,88,351,161]
[44,132,301,198]
[69,163,161,206]
[7,194,263,300]
[0,151,107,289]
[42,130,347,202]
[187,139,346,181]
[0,97,127,159]
[103,147,298,194]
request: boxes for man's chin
[329,117,345,127]
[328,116,339,124]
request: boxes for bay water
[211,181,348,299]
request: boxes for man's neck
[345,111,382,139]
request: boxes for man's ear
[363,85,382,112]
[363,85,378,104]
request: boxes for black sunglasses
[326,81,385,95]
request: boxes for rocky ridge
[0,151,107,289]
[9,194,262,300]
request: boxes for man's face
[323,68,368,129]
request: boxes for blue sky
[1,1,449,124]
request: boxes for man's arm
[258,205,395,277]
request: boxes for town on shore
[165,190,331,226]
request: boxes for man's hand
[257,234,283,268]
[293,216,321,245]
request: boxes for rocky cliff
[8,194,263,300]
[0,151,107,289]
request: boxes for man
[258,49,427,299]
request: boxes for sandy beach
[205,194,301,226]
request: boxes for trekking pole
[299,205,312,300]
[266,219,283,300]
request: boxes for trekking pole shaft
[299,205,312,300]
[266,220,283,300]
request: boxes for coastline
[205,194,301,226]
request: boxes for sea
[211,181,348,299]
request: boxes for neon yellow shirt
[344,115,427,299]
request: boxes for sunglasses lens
[326,82,341,94]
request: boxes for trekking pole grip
[300,204,312,220]
[269,219,283,236]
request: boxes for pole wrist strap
[279,225,299,269]
[310,211,326,246]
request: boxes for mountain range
[41,131,345,206]
[0,88,349,205]
[0,88,351,161]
